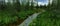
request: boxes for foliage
[25,0,30,10]
[29,0,60,26]
[0,0,60,26]
[29,11,60,26]
[0,0,42,26]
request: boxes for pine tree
[25,0,30,10]
[36,1,39,9]
[30,0,34,9]
[21,0,25,10]
[55,0,60,14]
[46,0,51,11]
[14,0,21,12]
[0,0,7,11]
[43,4,47,9]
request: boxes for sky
[36,0,52,6]
[37,0,48,3]
[32,0,49,6]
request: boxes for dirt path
[18,9,45,26]
[18,12,41,26]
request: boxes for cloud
[38,2,45,6]
[33,0,49,6]
[5,0,8,2]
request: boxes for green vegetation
[29,0,60,26]
[29,11,60,26]
[0,6,41,26]
[0,0,43,26]
[0,0,59,26]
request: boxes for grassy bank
[29,11,60,26]
[0,7,43,26]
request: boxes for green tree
[14,0,21,12]
[36,1,39,9]
[25,0,30,10]
[21,1,25,10]
[46,0,51,11]
[0,0,7,11]
[30,0,34,9]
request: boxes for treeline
[0,0,59,19]
[0,0,48,11]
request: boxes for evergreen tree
[0,0,7,11]
[25,0,30,10]
[21,1,25,10]
[36,1,39,9]
[14,0,21,12]
[46,0,51,11]
[30,0,34,9]
[54,0,60,16]
[39,4,43,8]
[43,4,47,8]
